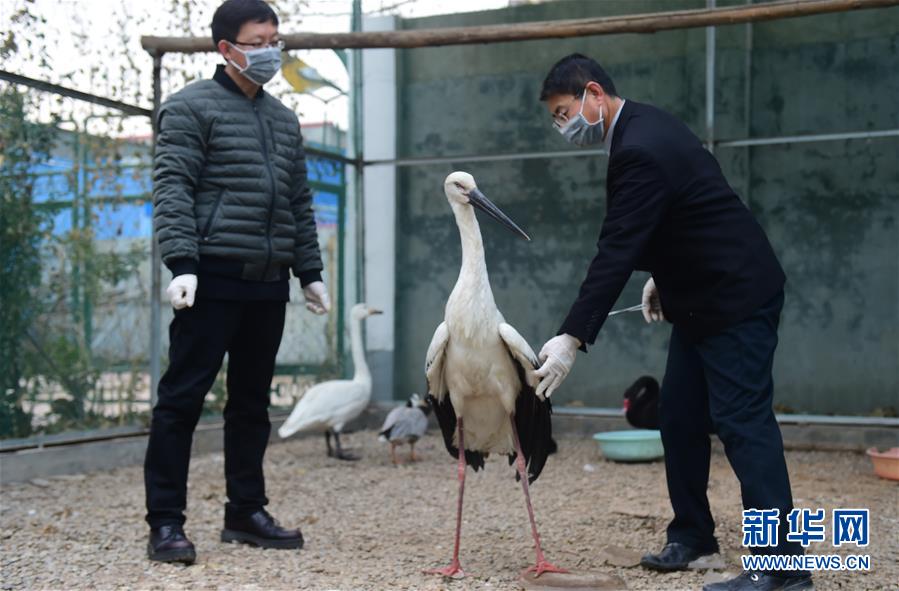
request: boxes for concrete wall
[389,1,899,414]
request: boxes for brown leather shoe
[221,509,303,549]
[148,524,196,564]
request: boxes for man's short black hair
[211,0,279,45]
[539,53,618,101]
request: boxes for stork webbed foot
[524,560,568,578]
[424,562,465,579]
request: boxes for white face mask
[226,42,282,85]
[557,88,605,147]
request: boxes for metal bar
[307,185,343,195]
[706,0,716,154]
[140,0,899,53]
[371,147,607,167]
[337,162,347,377]
[48,197,151,209]
[718,128,899,147]
[6,162,151,179]
[33,194,151,212]
[0,70,153,117]
[351,0,366,350]
[149,52,163,410]
[272,363,344,374]
[80,128,93,353]
[360,128,899,168]
[0,415,238,454]
[306,145,359,166]
[552,407,899,427]
[3,407,894,453]
[743,9,754,206]
[774,414,899,426]
[70,133,82,330]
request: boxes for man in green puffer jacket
[144,0,326,564]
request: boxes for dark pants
[144,299,286,528]
[660,291,806,573]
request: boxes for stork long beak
[368,308,384,315]
[467,188,531,241]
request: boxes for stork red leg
[424,418,466,579]
[510,419,567,578]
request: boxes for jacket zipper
[253,101,277,279]
[202,187,226,240]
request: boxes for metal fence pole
[337,163,347,376]
[706,0,716,154]
[149,51,163,408]
[744,6,754,206]
[351,0,366,377]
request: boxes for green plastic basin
[593,430,664,462]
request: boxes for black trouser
[659,291,806,575]
[144,299,286,528]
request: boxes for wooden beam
[142,0,899,54]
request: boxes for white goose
[424,171,563,579]
[278,303,382,460]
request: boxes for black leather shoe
[147,524,196,564]
[221,509,304,549]
[703,571,814,590]
[640,542,715,571]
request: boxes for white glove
[534,333,581,400]
[166,274,197,310]
[642,277,665,323]
[302,281,331,315]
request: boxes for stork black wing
[427,392,486,472]
[508,357,554,484]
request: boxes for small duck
[379,393,432,465]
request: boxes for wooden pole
[141,0,899,54]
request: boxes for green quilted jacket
[152,75,322,282]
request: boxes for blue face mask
[557,88,605,147]
[227,42,282,85]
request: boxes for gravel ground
[1,431,896,590]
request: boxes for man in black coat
[534,54,812,591]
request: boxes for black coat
[558,100,785,345]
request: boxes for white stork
[424,171,564,579]
[277,303,382,460]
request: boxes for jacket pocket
[201,187,226,241]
